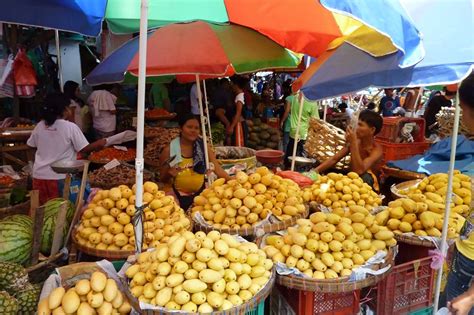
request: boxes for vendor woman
[160,114,230,210]
[27,93,107,205]
[315,110,383,191]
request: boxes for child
[27,93,106,205]
[315,110,383,190]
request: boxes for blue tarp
[0,0,107,36]
[387,136,474,175]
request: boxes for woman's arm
[229,101,243,131]
[280,100,291,129]
[216,108,230,129]
[208,145,231,181]
[79,139,106,154]
[315,146,350,174]
[159,145,175,183]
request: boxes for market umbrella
[104,0,423,66]
[85,21,300,86]
[293,0,474,99]
[293,0,474,310]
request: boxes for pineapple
[0,262,30,294]
[0,291,18,315]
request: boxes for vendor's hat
[445,84,458,92]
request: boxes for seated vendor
[159,114,231,210]
[315,110,383,191]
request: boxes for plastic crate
[368,256,435,315]
[270,287,296,315]
[376,117,426,143]
[376,139,431,164]
[409,306,433,315]
[278,285,360,315]
[246,300,265,315]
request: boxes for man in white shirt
[88,86,118,139]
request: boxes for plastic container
[368,256,435,315]
[278,285,360,315]
[255,149,285,164]
[377,117,426,143]
[246,300,265,315]
[409,307,434,315]
[376,139,431,164]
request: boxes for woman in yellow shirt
[446,73,474,315]
[160,114,230,210]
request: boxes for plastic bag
[13,49,37,86]
[276,170,314,187]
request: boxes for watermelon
[0,215,33,265]
[40,199,74,255]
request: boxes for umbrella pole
[133,0,149,255]
[411,87,424,117]
[290,91,305,171]
[55,30,64,92]
[196,75,212,185]
[203,79,213,146]
[323,101,328,122]
[432,91,461,312]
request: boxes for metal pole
[196,75,212,185]
[55,30,64,92]
[432,91,461,313]
[412,87,424,117]
[203,80,213,146]
[323,101,328,122]
[290,91,305,171]
[133,0,149,254]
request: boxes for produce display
[38,271,132,314]
[89,147,137,163]
[263,210,396,279]
[190,167,306,230]
[74,182,191,252]
[41,198,75,255]
[303,172,382,214]
[0,175,14,187]
[380,172,472,238]
[144,128,180,165]
[144,126,180,140]
[0,262,41,314]
[0,215,33,265]
[89,164,154,189]
[125,231,273,312]
[145,108,175,120]
[247,119,281,150]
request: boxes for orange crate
[368,256,435,315]
[278,285,360,315]
[376,139,431,164]
[376,117,426,143]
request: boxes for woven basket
[381,166,426,181]
[122,268,275,315]
[72,215,193,259]
[192,206,309,237]
[305,118,350,170]
[0,199,30,220]
[276,246,396,293]
[436,107,474,140]
[394,233,437,248]
[390,179,423,199]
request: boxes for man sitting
[315,110,383,190]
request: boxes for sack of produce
[38,260,132,314]
[121,231,274,313]
[214,146,257,175]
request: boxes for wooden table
[0,129,35,168]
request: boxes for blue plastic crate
[409,307,433,315]
[246,300,265,315]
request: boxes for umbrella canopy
[0,0,107,36]
[294,0,474,100]
[105,0,423,65]
[86,21,300,85]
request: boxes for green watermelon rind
[40,199,74,255]
[0,215,33,265]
